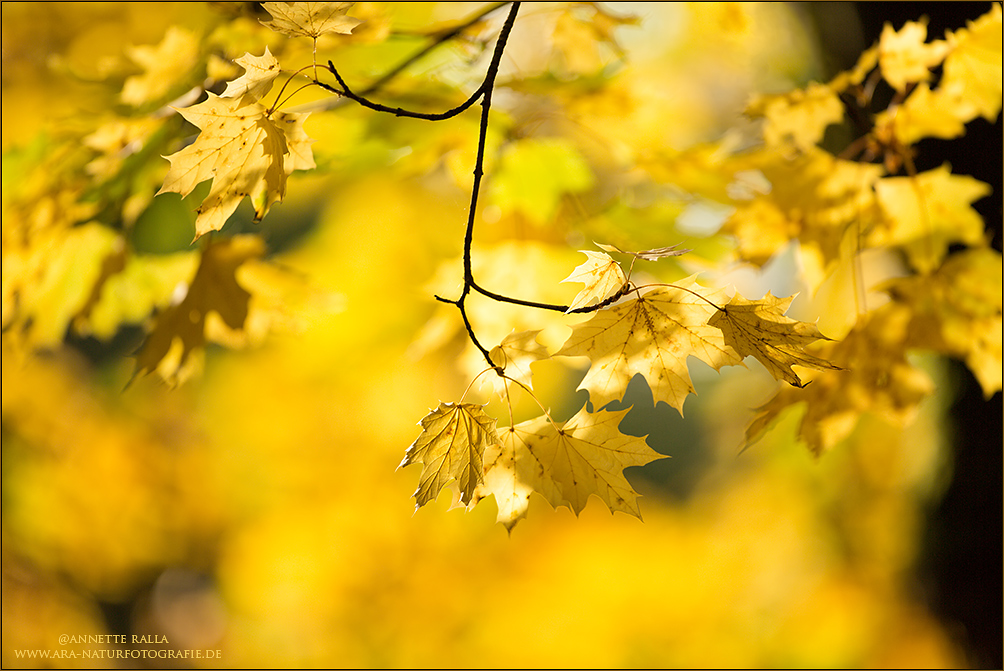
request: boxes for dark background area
[815,3,1002,667]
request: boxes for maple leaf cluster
[3,2,999,533]
[403,247,839,530]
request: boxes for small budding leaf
[401,402,499,509]
[487,329,549,394]
[261,1,362,39]
[221,48,281,100]
[596,242,690,262]
[707,292,840,388]
[562,250,628,313]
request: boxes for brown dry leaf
[400,402,499,509]
[556,280,741,413]
[133,235,264,385]
[562,250,628,313]
[708,292,840,388]
[261,2,361,39]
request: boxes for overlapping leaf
[401,402,498,508]
[159,50,314,239]
[561,250,628,313]
[487,330,549,394]
[708,292,840,388]
[556,280,740,413]
[476,408,663,530]
[221,48,281,100]
[133,235,264,385]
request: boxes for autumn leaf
[886,248,1003,398]
[133,235,264,384]
[476,407,663,529]
[488,330,549,393]
[708,292,840,388]
[596,242,690,261]
[722,147,885,277]
[556,280,741,413]
[873,164,991,273]
[562,250,628,313]
[221,48,282,100]
[261,2,361,39]
[747,81,845,151]
[120,26,200,107]
[878,20,949,92]
[158,88,313,238]
[941,3,1003,122]
[746,304,934,455]
[80,251,199,340]
[400,401,499,509]
[4,223,121,349]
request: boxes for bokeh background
[3,2,1001,668]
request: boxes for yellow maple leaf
[872,164,991,273]
[475,415,553,531]
[488,330,549,394]
[942,3,1003,122]
[121,26,200,107]
[722,146,885,275]
[133,235,264,385]
[878,20,950,92]
[561,250,628,313]
[886,248,1003,398]
[556,281,740,413]
[879,81,972,146]
[4,222,121,349]
[221,48,282,100]
[746,304,935,455]
[477,407,663,529]
[596,242,689,262]
[158,92,313,238]
[400,402,499,509]
[261,1,361,39]
[747,81,845,151]
[708,292,839,388]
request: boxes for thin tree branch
[317,65,483,120]
[287,1,511,114]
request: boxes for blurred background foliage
[2,2,1000,668]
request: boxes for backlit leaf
[158,91,313,238]
[261,2,361,39]
[133,235,264,385]
[556,280,740,413]
[561,250,628,313]
[221,48,282,100]
[708,292,839,388]
[477,407,663,529]
[400,401,499,508]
